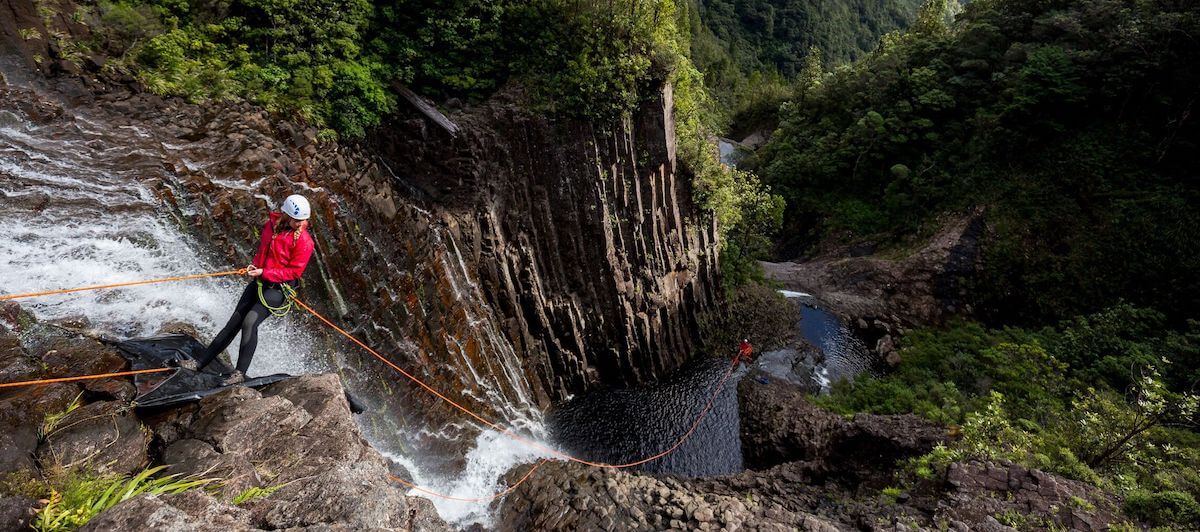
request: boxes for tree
[1073,368,1199,470]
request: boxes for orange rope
[388,459,550,502]
[0,270,743,502]
[0,269,248,301]
[292,296,742,470]
[0,367,172,389]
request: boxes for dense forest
[743,0,1200,527]
[69,0,781,286]
[688,0,924,128]
[749,0,1199,324]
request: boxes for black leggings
[198,280,287,374]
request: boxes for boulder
[738,375,949,478]
[937,460,1122,531]
[497,461,845,531]
[738,375,851,470]
[0,426,37,473]
[245,461,444,531]
[0,495,37,532]
[79,492,249,532]
[35,400,150,476]
[0,382,80,428]
[157,373,446,530]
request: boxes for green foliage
[880,485,903,503]
[689,0,922,128]
[39,394,83,440]
[28,466,214,532]
[825,306,1200,526]
[90,1,167,51]
[231,484,281,504]
[98,0,704,132]
[749,0,1200,323]
[1123,490,1200,529]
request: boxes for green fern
[32,466,215,532]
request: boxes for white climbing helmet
[281,194,311,220]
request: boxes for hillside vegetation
[745,1,1200,527]
[749,0,1200,324]
[688,0,924,130]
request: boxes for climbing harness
[257,279,298,317]
[0,269,743,501]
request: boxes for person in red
[195,194,315,385]
[738,338,753,363]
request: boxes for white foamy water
[778,289,812,299]
[386,429,555,528]
[0,99,319,376]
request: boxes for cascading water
[0,83,554,529]
[0,98,320,376]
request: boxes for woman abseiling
[193,194,314,385]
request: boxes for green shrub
[1123,490,1200,529]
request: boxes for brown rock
[0,425,37,473]
[0,496,37,532]
[79,493,247,532]
[36,400,150,476]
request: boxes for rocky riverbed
[760,213,985,366]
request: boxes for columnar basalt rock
[99,80,718,425]
[4,0,720,436]
[365,86,719,399]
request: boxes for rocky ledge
[0,302,446,531]
[495,366,1123,531]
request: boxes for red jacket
[252,212,314,283]
[738,340,753,361]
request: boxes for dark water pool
[544,292,880,478]
[546,357,747,477]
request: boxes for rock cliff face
[147,83,719,449]
[366,86,719,401]
[2,0,719,436]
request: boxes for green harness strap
[257,279,298,317]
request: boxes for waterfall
[0,84,552,528]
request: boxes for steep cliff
[3,14,720,441]
[150,80,721,416]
